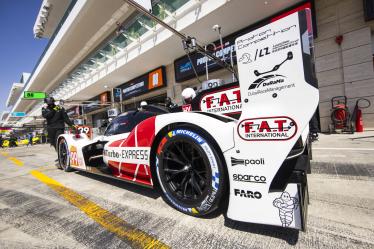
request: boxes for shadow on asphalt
[70,169,299,244]
[224,218,299,245]
[74,170,161,199]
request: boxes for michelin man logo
[273,191,299,227]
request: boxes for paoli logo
[200,87,241,115]
[231,157,265,166]
[234,189,262,199]
[233,174,266,184]
[237,116,297,141]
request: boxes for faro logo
[234,189,262,199]
[237,116,297,141]
[200,87,241,115]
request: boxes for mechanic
[42,97,75,152]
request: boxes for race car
[57,10,318,230]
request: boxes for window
[104,111,156,136]
[104,114,134,136]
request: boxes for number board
[77,126,93,139]
[23,91,47,99]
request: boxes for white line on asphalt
[313,147,374,151]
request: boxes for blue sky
[0,0,48,114]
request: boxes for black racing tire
[155,127,226,217]
[58,138,72,172]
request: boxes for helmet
[44,97,55,105]
[181,88,196,104]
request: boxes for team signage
[67,106,82,117]
[113,88,122,103]
[10,112,26,117]
[174,38,237,82]
[23,91,47,99]
[237,117,297,141]
[107,108,119,117]
[200,86,241,115]
[0,127,12,134]
[119,66,166,101]
[83,91,111,113]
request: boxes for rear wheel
[58,138,72,172]
[155,127,226,216]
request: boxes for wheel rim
[59,140,69,169]
[160,139,211,205]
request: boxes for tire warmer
[226,10,319,230]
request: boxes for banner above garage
[118,66,167,101]
[173,1,316,83]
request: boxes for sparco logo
[237,116,297,141]
[231,157,264,166]
[233,174,266,184]
[248,74,285,90]
[234,189,262,199]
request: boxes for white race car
[57,10,318,230]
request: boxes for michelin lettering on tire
[156,129,220,214]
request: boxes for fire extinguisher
[352,98,371,132]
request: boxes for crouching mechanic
[42,97,76,154]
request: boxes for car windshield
[104,110,157,136]
[104,114,134,136]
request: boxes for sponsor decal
[239,47,271,65]
[182,104,192,112]
[103,147,150,164]
[244,52,296,96]
[169,129,204,144]
[231,157,265,166]
[237,116,297,141]
[70,146,79,166]
[240,41,299,65]
[236,25,297,51]
[273,191,299,227]
[200,87,241,115]
[248,74,286,90]
[272,39,299,53]
[234,189,262,199]
[253,51,292,76]
[233,174,266,183]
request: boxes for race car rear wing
[225,9,319,230]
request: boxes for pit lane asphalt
[0,144,373,249]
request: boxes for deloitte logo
[231,157,265,166]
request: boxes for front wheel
[58,138,72,172]
[155,127,226,216]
